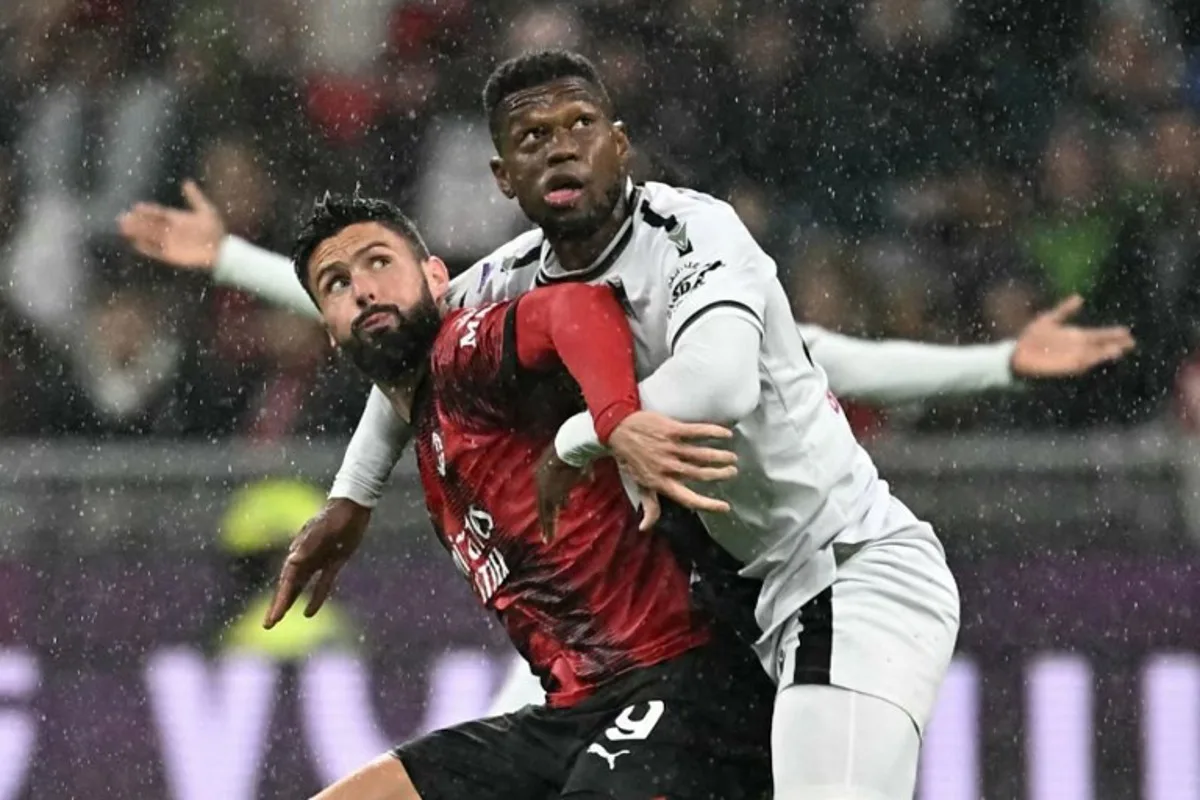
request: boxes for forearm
[798,324,1017,403]
[213,236,321,320]
[556,311,760,467]
[327,386,413,507]
[515,286,640,442]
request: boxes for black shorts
[394,642,773,800]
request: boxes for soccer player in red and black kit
[288,193,773,800]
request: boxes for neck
[548,186,629,273]
[376,364,427,424]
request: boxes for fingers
[672,443,738,468]
[638,490,661,532]
[537,495,560,543]
[1093,327,1136,349]
[665,420,733,441]
[659,481,731,516]
[117,205,176,255]
[263,557,309,629]
[671,463,739,483]
[305,562,344,617]
[1046,294,1084,323]
[182,179,216,214]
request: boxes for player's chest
[584,258,674,378]
[416,426,538,605]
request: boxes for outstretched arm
[800,324,1015,403]
[801,295,1134,403]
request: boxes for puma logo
[586,742,631,770]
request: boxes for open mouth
[543,174,586,208]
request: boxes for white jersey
[446,180,914,640]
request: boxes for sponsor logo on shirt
[666,260,724,312]
[448,505,509,603]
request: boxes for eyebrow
[313,240,390,289]
[509,96,599,135]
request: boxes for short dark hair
[482,49,611,147]
[291,193,430,300]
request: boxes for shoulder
[637,182,756,255]
[640,182,740,229]
[448,229,544,308]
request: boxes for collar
[534,179,640,286]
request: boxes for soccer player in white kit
[119,51,1134,800]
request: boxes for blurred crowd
[2,0,1200,440]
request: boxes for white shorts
[756,510,960,735]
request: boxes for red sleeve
[512,283,640,444]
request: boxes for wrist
[212,234,247,280]
[999,340,1022,381]
[555,412,610,468]
[592,400,639,445]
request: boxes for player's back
[411,303,709,708]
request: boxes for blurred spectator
[231,308,364,442]
[215,478,358,659]
[3,0,1199,437]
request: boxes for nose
[352,272,378,306]
[546,127,579,165]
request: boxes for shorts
[758,509,961,734]
[394,642,773,799]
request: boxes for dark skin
[490,77,632,272]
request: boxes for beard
[535,177,626,241]
[338,289,442,387]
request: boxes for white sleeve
[327,386,413,507]
[664,203,773,350]
[486,654,546,715]
[212,236,320,320]
[556,310,760,467]
[797,323,1018,403]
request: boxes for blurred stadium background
[2,0,1200,797]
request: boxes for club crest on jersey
[431,431,446,476]
[666,260,724,312]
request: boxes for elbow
[716,375,760,424]
[695,371,759,425]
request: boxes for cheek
[322,299,358,341]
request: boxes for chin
[546,207,606,238]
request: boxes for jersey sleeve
[437,285,640,443]
[663,202,775,351]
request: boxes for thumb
[638,490,661,532]
[1045,294,1084,324]
[182,180,216,215]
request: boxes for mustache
[350,304,402,336]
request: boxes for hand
[534,446,593,543]
[117,180,226,270]
[1011,295,1136,379]
[263,498,372,629]
[606,411,738,530]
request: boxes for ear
[326,328,338,349]
[612,120,631,163]
[490,156,515,199]
[423,255,452,303]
